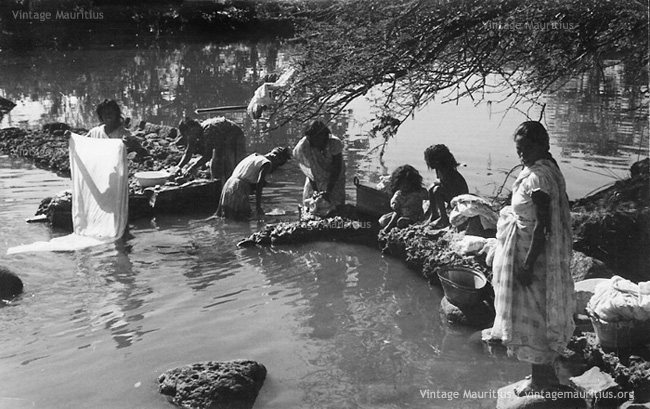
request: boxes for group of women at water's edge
[78,98,575,396]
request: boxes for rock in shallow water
[158,360,267,409]
[439,296,495,329]
[0,266,23,300]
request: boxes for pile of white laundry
[587,276,650,322]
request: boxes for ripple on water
[1,155,534,409]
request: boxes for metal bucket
[438,266,487,307]
[587,308,650,349]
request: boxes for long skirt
[216,177,251,220]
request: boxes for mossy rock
[158,360,267,409]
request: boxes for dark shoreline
[0,0,303,51]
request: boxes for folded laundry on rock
[587,275,650,322]
[449,194,498,230]
[453,234,487,255]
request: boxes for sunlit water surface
[0,156,532,409]
[0,38,647,409]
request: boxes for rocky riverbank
[571,158,650,282]
[0,122,222,224]
[2,124,647,282]
[0,122,184,178]
[2,123,648,408]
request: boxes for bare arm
[187,153,211,174]
[177,138,197,170]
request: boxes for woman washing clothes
[215,147,292,220]
[174,116,247,181]
[489,121,575,396]
[292,120,346,210]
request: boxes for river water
[0,39,647,409]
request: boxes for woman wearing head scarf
[292,120,346,208]
[490,121,575,395]
[215,147,291,220]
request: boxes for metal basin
[438,266,487,307]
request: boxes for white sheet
[8,133,128,254]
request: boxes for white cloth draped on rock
[7,133,128,253]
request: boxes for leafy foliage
[268,0,648,140]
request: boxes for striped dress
[490,159,575,364]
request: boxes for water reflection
[74,240,156,349]
[1,39,646,202]
[248,242,531,408]
[0,41,295,129]
[546,61,648,167]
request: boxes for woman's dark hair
[424,144,459,170]
[267,146,292,168]
[178,117,202,134]
[96,99,122,123]
[513,121,550,151]
[514,121,558,166]
[304,120,330,139]
[389,164,423,194]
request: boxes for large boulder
[571,158,650,282]
[570,252,613,282]
[0,97,16,118]
[0,266,23,300]
[158,360,267,409]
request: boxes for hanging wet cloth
[7,133,128,254]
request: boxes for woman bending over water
[174,117,247,181]
[293,120,346,209]
[216,147,291,220]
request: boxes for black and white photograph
[0,0,648,408]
